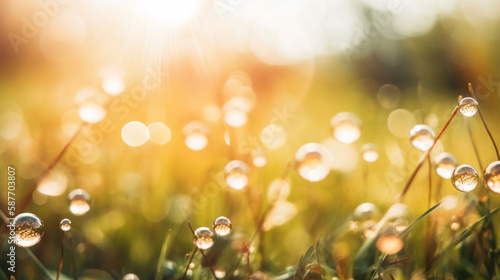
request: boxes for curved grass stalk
[187,221,217,280]
[56,231,65,280]
[155,229,172,280]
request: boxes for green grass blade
[400,202,441,238]
[155,229,173,280]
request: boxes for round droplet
[224,160,250,190]
[362,220,377,238]
[376,234,403,255]
[121,121,150,147]
[434,152,458,179]
[393,218,408,233]
[60,218,72,231]
[78,101,106,123]
[459,97,479,117]
[451,165,478,192]
[353,203,380,222]
[409,124,435,151]
[213,216,232,237]
[295,143,333,182]
[193,227,215,250]
[450,216,462,231]
[13,213,44,247]
[122,273,140,280]
[183,121,209,151]
[68,189,91,216]
[484,161,500,194]
[361,143,378,162]
[251,148,267,167]
[330,112,361,144]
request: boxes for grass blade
[155,229,173,280]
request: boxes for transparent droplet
[267,178,291,202]
[213,216,232,237]
[330,112,361,144]
[393,218,408,233]
[450,216,462,231]
[122,273,140,280]
[295,143,333,182]
[362,220,377,238]
[362,143,379,162]
[78,101,105,123]
[458,97,478,117]
[183,121,209,151]
[121,121,150,147]
[409,124,435,151]
[193,227,215,250]
[13,213,44,247]
[376,234,403,255]
[214,269,226,279]
[484,161,500,194]
[68,189,91,216]
[60,218,72,231]
[224,160,250,190]
[434,152,458,179]
[251,148,267,167]
[353,203,380,222]
[451,165,478,192]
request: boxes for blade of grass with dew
[293,245,315,280]
[429,208,499,271]
[155,229,172,280]
[370,202,441,278]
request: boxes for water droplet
[353,203,380,222]
[122,273,140,280]
[68,189,91,216]
[224,160,250,190]
[409,124,435,151]
[450,216,462,231]
[295,143,333,182]
[213,216,232,237]
[362,220,377,238]
[214,269,226,279]
[183,121,209,151]
[121,121,150,147]
[393,218,408,233]
[60,218,72,231]
[78,101,105,123]
[362,143,379,162]
[330,112,361,144]
[13,213,44,247]
[376,234,403,255]
[451,165,478,192]
[484,161,500,194]
[193,227,215,250]
[458,97,478,117]
[251,149,267,167]
[434,152,458,179]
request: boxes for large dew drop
[213,216,232,237]
[68,189,91,216]
[193,227,215,250]
[224,160,250,190]
[295,143,333,182]
[434,152,458,179]
[451,165,478,192]
[60,218,72,231]
[409,124,435,151]
[330,112,361,144]
[458,97,478,117]
[484,161,500,194]
[13,213,44,247]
